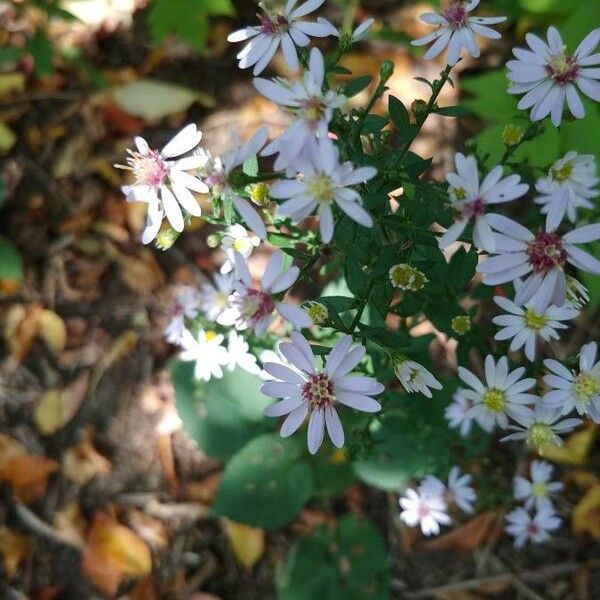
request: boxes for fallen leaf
[62,429,111,485]
[424,511,504,552]
[128,576,158,600]
[0,72,25,98]
[53,501,86,549]
[112,79,214,121]
[82,512,152,596]
[0,453,59,503]
[126,509,168,549]
[222,519,265,569]
[106,244,166,294]
[4,303,42,362]
[90,330,139,393]
[102,102,144,134]
[36,309,68,353]
[0,526,30,578]
[540,425,597,466]
[184,472,222,506]
[34,371,90,435]
[572,484,600,539]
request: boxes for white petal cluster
[505,506,561,548]
[513,460,563,512]
[394,359,442,398]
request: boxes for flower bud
[389,263,428,291]
[451,315,471,335]
[305,301,329,325]
[379,60,394,83]
[411,99,428,119]
[155,228,180,251]
[502,124,524,148]
[246,182,270,207]
[206,233,221,248]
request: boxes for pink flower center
[302,372,335,410]
[443,2,468,28]
[526,523,539,535]
[127,149,170,188]
[526,232,567,274]
[240,288,274,326]
[259,13,289,35]
[417,502,432,518]
[462,197,485,221]
[545,51,579,86]
[171,301,184,317]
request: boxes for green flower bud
[411,99,428,119]
[155,228,180,251]
[379,60,394,83]
[246,182,270,207]
[451,315,471,336]
[305,301,329,325]
[502,124,524,148]
[389,263,428,291]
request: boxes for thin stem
[348,279,376,333]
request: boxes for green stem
[347,279,376,333]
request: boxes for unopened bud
[411,99,428,119]
[206,233,221,248]
[379,60,394,83]
[246,182,270,207]
[502,124,524,147]
[155,228,179,251]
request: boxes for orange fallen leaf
[34,370,90,435]
[4,303,42,362]
[62,429,111,485]
[222,519,265,569]
[572,484,600,539]
[0,526,30,578]
[82,512,152,596]
[424,511,504,552]
[0,450,58,504]
[540,425,597,466]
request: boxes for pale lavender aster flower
[164,286,201,345]
[505,506,561,548]
[514,460,563,512]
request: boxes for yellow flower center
[532,482,548,498]
[528,423,554,448]
[451,186,467,200]
[551,161,574,182]
[307,175,335,203]
[502,124,524,148]
[483,388,505,412]
[389,264,428,291]
[205,330,218,342]
[451,315,471,335]
[574,373,599,403]
[306,302,328,325]
[524,308,548,330]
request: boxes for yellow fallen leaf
[82,512,152,596]
[0,526,30,579]
[540,425,597,466]
[0,122,16,153]
[36,309,68,352]
[0,72,25,98]
[222,519,265,569]
[572,484,600,539]
[34,371,90,435]
[62,429,111,485]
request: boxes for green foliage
[0,237,24,282]
[212,433,314,528]
[148,0,235,52]
[172,363,272,460]
[276,516,390,600]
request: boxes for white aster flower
[270,138,376,242]
[411,0,506,66]
[227,0,335,75]
[117,124,207,243]
[445,390,476,436]
[394,359,443,398]
[261,332,383,454]
[439,153,529,252]
[493,293,579,362]
[507,26,600,126]
[224,330,260,375]
[534,152,599,231]
[219,250,312,335]
[501,403,581,448]
[514,460,563,512]
[324,17,375,43]
[505,506,561,548]
[477,215,600,310]
[199,273,235,323]
[258,348,288,380]
[199,127,269,239]
[419,467,476,514]
[179,329,229,382]
[458,355,537,432]
[255,48,346,170]
[164,286,201,345]
[399,488,451,536]
[543,342,600,421]
[219,224,260,274]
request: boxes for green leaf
[148,0,234,52]
[309,447,356,498]
[276,516,390,600]
[343,75,372,98]
[344,258,368,297]
[172,362,272,460]
[242,154,258,177]
[213,434,314,528]
[0,237,23,282]
[462,70,516,121]
[28,31,54,76]
[319,296,357,312]
[434,105,472,117]
[388,95,411,137]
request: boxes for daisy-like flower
[394,358,443,398]
[399,488,451,536]
[179,329,229,382]
[389,263,429,292]
[444,390,476,436]
[420,467,477,514]
[505,506,561,548]
[199,273,235,323]
[227,0,335,76]
[507,26,600,126]
[543,342,600,421]
[116,124,207,243]
[223,331,260,376]
[411,0,506,67]
[255,48,346,170]
[501,403,581,448]
[199,127,269,239]
[477,215,600,310]
[492,293,579,362]
[220,250,312,335]
[219,224,260,274]
[261,332,383,453]
[514,460,563,512]
[324,17,375,44]
[439,153,528,252]
[164,286,201,345]
[270,138,376,242]
[458,355,537,432]
[534,152,599,231]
